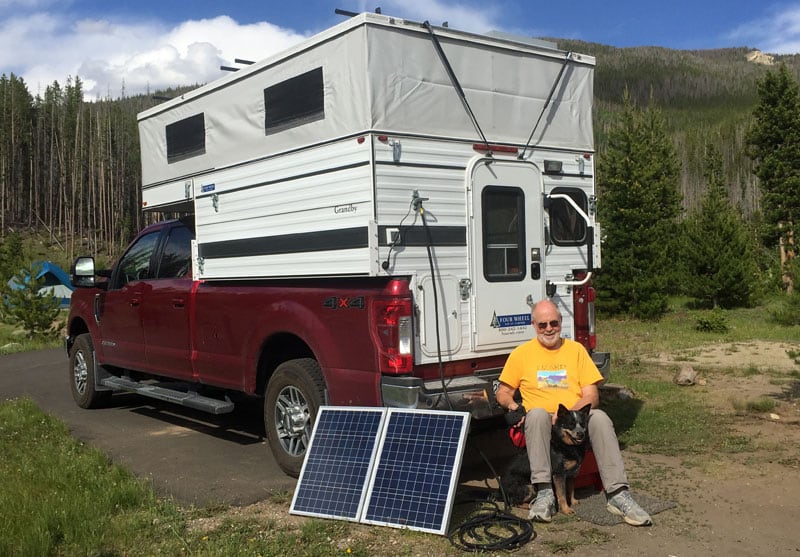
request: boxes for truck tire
[264,358,326,477]
[69,334,111,409]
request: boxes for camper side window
[264,67,324,134]
[482,186,526,282]
[166,113,205,163]
[549,187,588,246]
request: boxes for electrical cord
[415,194,535,550]
[381,199,416,271]
[448,445,535,551]
[417,198,452,410]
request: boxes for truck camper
[66,11,606,476]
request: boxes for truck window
[166,113,205,163]
[112,231,160,289]
[549,187,587,246]
[264,67,324,134]
[482,186,525,282]
[157,226,194,278]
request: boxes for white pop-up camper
[137,11,603,361]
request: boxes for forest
[0,41,799,318]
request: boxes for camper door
[470,159,545,350]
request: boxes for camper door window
[482,186,525,282]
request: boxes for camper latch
[391,140,402,163]
[458,278,472,301]
[212,193,219,212]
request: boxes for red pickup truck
[66,217,508,476]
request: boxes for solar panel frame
[361,408,470,535]
[289,406,386,522]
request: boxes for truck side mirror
[71,257,96,288]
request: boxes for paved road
[0,349,508,508]
[0,348,296,506]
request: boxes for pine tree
[595,90,682,319]
[747,63,800,291]
[0,262,62,338]
[682,144,757,308]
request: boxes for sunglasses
[535,320,561,330]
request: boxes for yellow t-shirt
[498,338,603,413]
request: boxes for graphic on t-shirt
[537,369,568,389]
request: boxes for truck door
[95,231,159,368]
[470,159,545,350]
[142,223,195,380]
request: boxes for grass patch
[597,299,800,357]
[602,362,749,455]
[0,318,65,354]
[0,398,381,557]
[0,398,176,556]
[731,397,779,413]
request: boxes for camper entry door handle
[172,297,186,309]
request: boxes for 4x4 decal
[323,296,365,309]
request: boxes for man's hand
[504,405,526,427]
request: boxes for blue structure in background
[6,261,74,308]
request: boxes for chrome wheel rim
[73,350,88,395]
[274,385,310,457]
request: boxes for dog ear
[578,403,592,415]
[557,403,569,417]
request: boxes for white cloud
[0,1,508,100]
[0,10,308,99]
[725,5,800,54]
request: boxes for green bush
[694,309,729,332]
[770,293,800,326]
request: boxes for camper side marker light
[543,160,563,174]
[472,143,518,154]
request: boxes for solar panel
[362,409,470,535]
[290,406,470,536]
[290,407,386,521]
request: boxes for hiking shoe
[528,488,556,522]
[606,489,653,526]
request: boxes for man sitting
[495,299,652,526]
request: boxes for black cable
[447,429,536,551]
[448,501,535,552]
[417,201,452,410]
[381,199,416,271]
[416,197,535,550]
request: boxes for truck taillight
[370,297,413,374]
[573,274,597,351]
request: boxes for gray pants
[523,407,629,494]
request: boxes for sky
[2,0,800,100]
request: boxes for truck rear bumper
[381,370,504,419]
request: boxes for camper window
[549,187,587,246]
[482,186,526,282]
[166,113,206,163]
[264,67,324,134]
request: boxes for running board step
[101,376,234,414]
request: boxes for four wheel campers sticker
[490,311,531,335]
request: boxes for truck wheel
[264,358,326,477]
[69,334,111,409]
